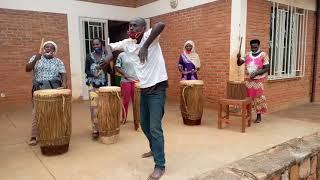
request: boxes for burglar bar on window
[269,2,308,80]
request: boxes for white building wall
[229,0,247,82]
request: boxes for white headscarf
[43,41,58,53]
[183,40,201,68]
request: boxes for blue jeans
[140,90,166,169]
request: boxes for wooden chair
[217,97,252,133]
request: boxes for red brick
[150,0,231,103]
[0,9,71,107]
[246,0,317,111]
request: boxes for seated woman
[25,41,67,145]
[178,40,201,80]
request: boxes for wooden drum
[133,82,140,131]
[180,80,204,125]
[33,89,72,156]
[98,86,122,144]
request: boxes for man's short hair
[132,17,147,27]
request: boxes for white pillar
[229,0,247,81]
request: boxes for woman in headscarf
[26,41,67,145]
[85,38,112,139]
[178,40,201,80]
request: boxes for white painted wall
[136,0,220,18]
[229,0,247,82]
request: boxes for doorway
[108,20,129,86]
[80,18,149,100]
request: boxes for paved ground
[1,101,320,180]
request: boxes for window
[83,21,107,55]
[269,3,308,80]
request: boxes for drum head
[34,89,71,97]
[228,80,245,85]
[180,80,204,86]
[99,86,121,92]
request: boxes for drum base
[100,134,119,145]
[40,144,69,156]
[183,118,201,126]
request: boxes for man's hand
[124,74,132,80]
[99,60,108,69]
[138,46,148,63]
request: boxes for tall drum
[33,89,72,156]
[133,82,140,131]
[98,86,122,144]
[180,80,204,125]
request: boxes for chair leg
[225,105,230,124]
[218,103,222,129]
[226,105,229,119]
[248,102,252,127]
[247,103,252,127]
[241,104,246,133]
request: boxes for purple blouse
[178,54,198,80]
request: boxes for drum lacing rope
[62,95,65,115]
[115,91,127,124]
[62,95,69,136]
[182,84,194,117]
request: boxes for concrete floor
[1,101,320,180]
